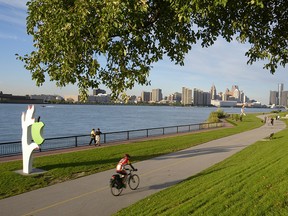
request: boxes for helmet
[125,154,131,158]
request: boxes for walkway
[0,116,285,216]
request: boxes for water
[0,104,274,143]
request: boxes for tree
[18,0,288,100]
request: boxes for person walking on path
[95,128,102,146]
[271,117,274,126]
[89,128,96,145]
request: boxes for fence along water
[0,122,223,157]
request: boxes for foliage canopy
[18,0,288,100]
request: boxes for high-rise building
[210,84,217,100]
[182,87,192,105]
[281,91,288,107]
[269,91,278,105]
[141,91,151,102]
[278,83,284,106]
[193,88,211,106]
[151,89,162,102]
[168,92,182,103]
[203,92,211,106]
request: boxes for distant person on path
[264,116,268,123]
[95,128,102,146]
[116,154,137,187]
[240,103,246,116]
[271,117,274,126]
[89,128,96,145]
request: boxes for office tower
[141,91,151,102]
[281,91,288,107]
[278,83,284,106]
[193,88,203,106]
[203,92,211,106]
[151,89,162,102]
[182,87,192,105]
[193,88,211,106]
[210,84,217,100]
[240,91,247,104]
[269,91,277,105]
[168,92,182,103]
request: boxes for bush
[207,109,226,123]
[216,108,226,118]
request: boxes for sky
[0,1,287,105]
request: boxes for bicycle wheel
[110,182,123,196]
[128,174,140,190]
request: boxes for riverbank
[0,120,233,163]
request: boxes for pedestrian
[95,128,102,146]
[89,128,96,145]
[271,117,274,126]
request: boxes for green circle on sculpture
[31,122,45,145]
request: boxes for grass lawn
[0,113,276,200]
[115,118,288,216]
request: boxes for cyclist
[116,154,137,187]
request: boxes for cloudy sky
[0,0,287,105]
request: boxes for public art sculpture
[21,105,45,174]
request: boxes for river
[0,104,275,143]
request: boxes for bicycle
[110,168,140,196]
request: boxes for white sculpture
[21,105,44,174]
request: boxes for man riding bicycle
[116,154,137,187]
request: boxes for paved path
[0,116,285,216]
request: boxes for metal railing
[0,122,224,157]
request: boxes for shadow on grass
[152,144,247,160]
[135,180,182,192]
[36,154,161,171]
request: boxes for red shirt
[116,157,130,172]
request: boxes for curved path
[0,116,285,216]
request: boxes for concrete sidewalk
[0,116,285,216]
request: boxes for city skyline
[1,1,288,105]
[0,83,259,104]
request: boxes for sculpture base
[15,168,47,176]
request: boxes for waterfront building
[182,87,192,105]
[269,84,287,107]
[281,91,288,107]
[278,83,284,106]
[0,92,44,104]
[93,88,106,95]
[88,94,111,103]
[151,89,162,102]
[211,100,237,107]
[172,92,182,103]
[128,95,137,103]
[203,92,211,106]
[193,88,211,106]
[141,91,151,102]
[193,88,203,106]
[64,95,79,102]
[210,84,217,100]
[269,91,278,105]
[167,93,180,103]
[30,94,63,102]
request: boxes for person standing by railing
[89,128,96,145]
[95,128,102,146]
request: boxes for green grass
[115,118,288,216]
[0,113,266,199]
